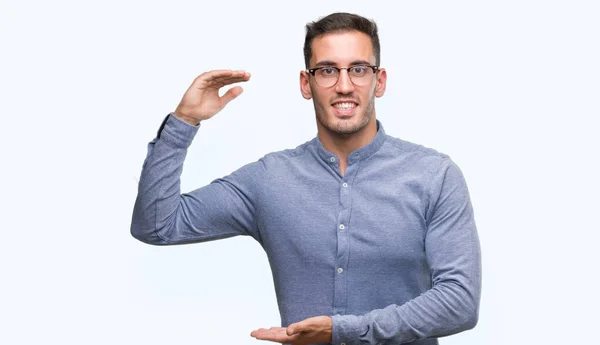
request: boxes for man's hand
[174,69,251,125]
[250,316,332,345]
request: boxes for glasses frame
[306,65,380,87]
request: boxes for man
[131,12,481,345]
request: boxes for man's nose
[335,69,355,94]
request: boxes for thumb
[286,323,300,336]
[220,86,244,107]
[287,320,313,336]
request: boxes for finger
[250,327,283,336]
[190,70,232,89]
[205,69,245,79]
[286,323,298,336]
[195,70,250,87]
[220,85,244,106]
[250,328,293,343]
[210,71,251,85]
[198,75,250,93]
[208,76,251,90]
[250,328,264,337]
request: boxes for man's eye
[352,66,366,74]
[321,68,336,75]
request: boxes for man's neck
[317,117,378,175]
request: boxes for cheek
[365,85,377,100]
[313,91,330,107]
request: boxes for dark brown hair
[303,12,381,68]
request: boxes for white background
[1,0,599,344]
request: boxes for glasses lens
[349,66,374,86]
[315,67,339,88]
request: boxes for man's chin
[326,120,365,136]
[317,110,371,135]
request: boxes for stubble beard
[314,96,375,136]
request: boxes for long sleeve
[331,158,481,345]
[130,114,263,245]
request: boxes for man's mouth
[333,102,357,110]
[332,101,358,116]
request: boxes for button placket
[334,209,349,314]
[334,164,358,316]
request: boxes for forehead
[310,30,375,66]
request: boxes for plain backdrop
[1,0,599,344]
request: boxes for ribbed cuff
[157,113,200,149]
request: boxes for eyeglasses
[306,65,379,88]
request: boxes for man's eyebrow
[314,60,373,67]
[315,61,337,67]
[350,60,372,66]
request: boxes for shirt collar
[312,120,387,165]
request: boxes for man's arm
[130,70,261,245]
[130,114,263,245]
[331,158,481,344]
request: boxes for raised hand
[174,69,251,125]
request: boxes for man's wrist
[155,113,200,149]
[173,111,201,126]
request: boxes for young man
[131,12,481,345]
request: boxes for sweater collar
[312,120,387,165]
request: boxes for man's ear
[300,70,312,99]
[375,68,387,98]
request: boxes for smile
[333,102,357,109]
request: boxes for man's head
[303,12,381,70]
[300,13,387,137]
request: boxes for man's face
[300,30,387,136]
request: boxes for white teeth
[333,102,356,109]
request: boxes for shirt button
[330,157,336,162]
[342,182,348,188]
[341,343,346,345]
[339,224,345,231]
[338,268,344,274]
